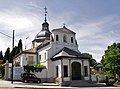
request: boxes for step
[69,80,97,87]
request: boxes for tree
[18,39,23,52]
[13,39,23,55]
[3,47,10,63]
[2,39,23,63]
[101,43,120,77]
[82,53,97,67]
[10,46,17,62]
[0,64,5,78]
[0,51,3,60]
[10,39,23,59]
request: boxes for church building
[13,8,90,85]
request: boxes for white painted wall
[14,53,37,67]
[62,59,70,81]
[35,69,47,78]
[91,74,104,82]
[53,60,61,78]
[38,45,51,62]
[8,67,24,80]
[84,60,90,80]
[52,28,77,46]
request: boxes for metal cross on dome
[63,23,66,28]
[44,7,48,22]
[44,7,47,14]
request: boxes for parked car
[21,72,41,83]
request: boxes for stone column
[61,59,63,82]
[69,59,71,81]
[4,63,9,80]
[82,60,84,80]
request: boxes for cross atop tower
[44,7,48,22]
[63,23,66,28]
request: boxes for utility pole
[11,30,14,84]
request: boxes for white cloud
[0,0,120,63]
[70,15,120,62]
[0,10,40,31]
[0,8,43,52]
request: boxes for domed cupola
[36,21,51,39]
[32,8,51,47]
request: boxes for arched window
[63,34,67,43]
[71,37,73,43]
[56,35,59,41]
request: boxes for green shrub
[23,66,34,72]
[108,79,115,86]
[24,64,46,73]
[105,73,114,79]
[31,64,46,69]
[0,64,5,78]
[105,74,115,86]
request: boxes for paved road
[0,79,120,89]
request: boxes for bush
[108,79,115,86]
[23,64,46,73]
[31,64,46,69]
[0,64,5,78]
[105,74,115,86]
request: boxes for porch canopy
[51,47,90,61]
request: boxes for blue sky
[0,0,120,62]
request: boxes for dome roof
[36,30,51,39]
[33,21,51,43]
[33,8,51,43]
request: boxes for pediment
[52,27,75,34]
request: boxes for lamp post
[11,30,14,84]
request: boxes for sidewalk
[0,79,70,88]
[0,79,13,88]
[12,81,63,88]
[0,79,120,89]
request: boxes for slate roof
[37,40,50,50]
[51,47,90,61]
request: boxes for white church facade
[13,10,90,85]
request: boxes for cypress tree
[3,47,10,63]
[0,51,3,60]
[18,39,23,52]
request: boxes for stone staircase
[69,80,100,87]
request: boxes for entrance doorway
[72,62,81,80]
